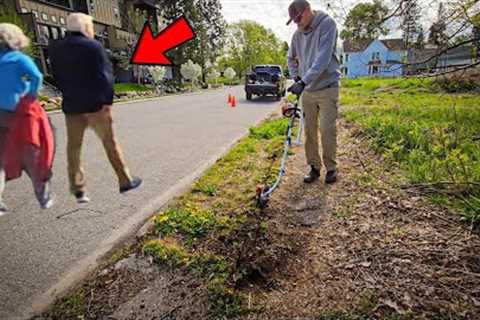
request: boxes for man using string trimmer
[286,0,341,184]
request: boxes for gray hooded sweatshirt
[287,10,340,92]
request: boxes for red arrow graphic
[131,16,196,65]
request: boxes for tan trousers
[65,106,132,194]
[301,87,339,172]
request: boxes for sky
[220,0,299,42]
[220,0,441,43]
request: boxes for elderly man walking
[49,13,142,203]
[286,0,341,184]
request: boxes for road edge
[24,107,277,320]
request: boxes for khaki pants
[301,87,339,172]
[65,106,132,194]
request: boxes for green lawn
[341,77,480,221]
[113,83,153,93]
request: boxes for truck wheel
[246,92,252,100]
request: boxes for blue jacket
[49,32,114,114]
[0,48,43,112]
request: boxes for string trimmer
[256,96,301,208]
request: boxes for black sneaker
[325,170,337,184]
[120,177,143,194]
[75,191,90,204]
[303,166,320,183]
[0,201,8,216]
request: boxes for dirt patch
[111,273,209,320]
[240,118,480,319]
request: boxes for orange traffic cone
[231,96,237,107]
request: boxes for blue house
[340,39,407,79]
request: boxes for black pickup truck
[245,65,287,101]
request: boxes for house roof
[343,38,406,52]
[343,39,371,52]
[134,0,159,8]
[380,39,406,51]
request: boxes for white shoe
[41,198,54,209]
[75,192,90,204]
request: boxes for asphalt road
[0,86,280,319]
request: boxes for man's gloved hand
[288,79,305,96]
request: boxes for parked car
[245,65,286,101]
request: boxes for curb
[45,87,235,115]
[25,93,277,320]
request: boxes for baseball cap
[286,0,310,25]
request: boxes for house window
[60,28,67,38]
[51,27,59,40]
[41,13,49,21]
[20,7,28,13]
[38,25,50,45]
[60,17,66,25]
[371,52,380,61]
[51,15,57,23]
[345,54,349,63]
[372,66,379,74]
[344,67,348,76]
[32,10,39,19]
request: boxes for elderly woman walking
[0,23,54,214]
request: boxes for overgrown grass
[152,205,217,246]
[113,83,153,93]
[341,77,480,221]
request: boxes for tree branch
[405,37,480,67]
[418,61,480,77]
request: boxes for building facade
[2,0,159,81]
[340,39,406,79]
